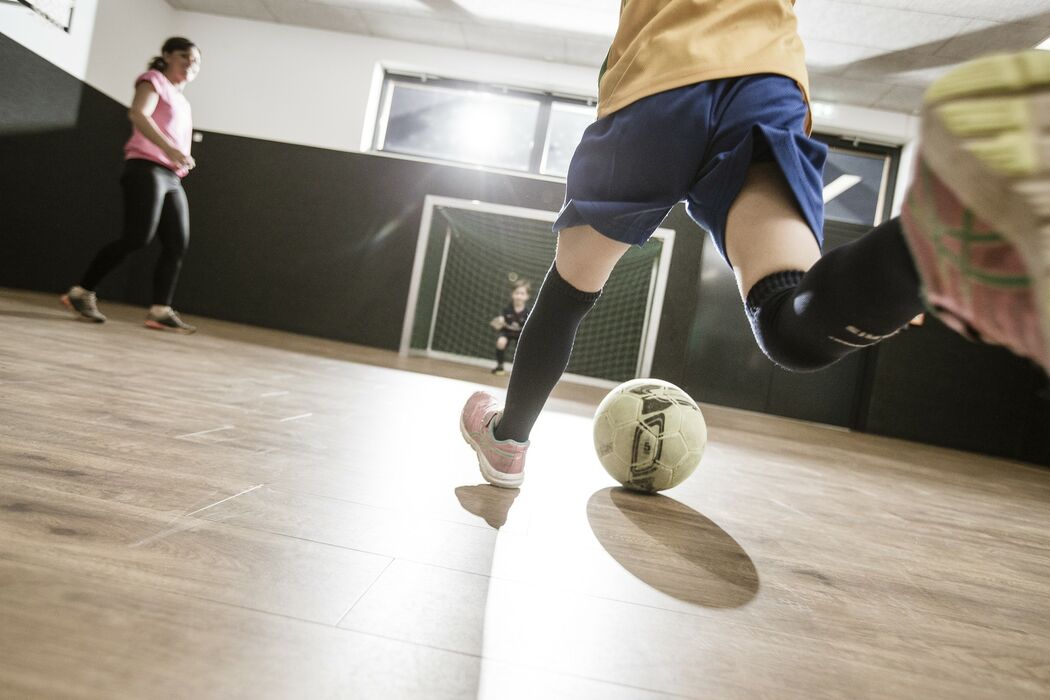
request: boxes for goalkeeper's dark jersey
[500,305,531,336]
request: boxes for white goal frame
[399,195,675,388]
[5,0,75,32]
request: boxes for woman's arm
[128,81,195,170]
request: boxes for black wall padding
[861,318,1050,465]
[1,33,135,299]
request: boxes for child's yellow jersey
[598,0,810,127]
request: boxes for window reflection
[380,82,540,171]
[541,103,596,177]
[822,149,890,226]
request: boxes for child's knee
[751,319,842,372]
[744,272,844,373]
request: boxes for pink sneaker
[459,391,529,489]
[901,51,1050,372]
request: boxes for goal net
[9,0,75,31]
[401,196,674,386]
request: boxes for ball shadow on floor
[587,487,759,608]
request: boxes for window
[540,102,595,177]
[374,71,903,219]
[818,137,899,226]
[374,73,595,177]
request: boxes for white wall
[162,11,598,154]
[0,0,98,79]
[18,0,919,173]
[84,0,174,106]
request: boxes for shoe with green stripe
[901,50,1050,372]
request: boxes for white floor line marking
[129,517,207,548]
[335,558,395,627]
[260,391,290,397]
[183,483,265,518]
[176,425,235,439]
[130,483,265,548]
[769,498,812,519]
[278,413,313,422]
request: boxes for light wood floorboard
[1,288,1049,699]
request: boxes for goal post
[5,0,76,32]
[400,195,674,387]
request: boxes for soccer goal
[5,0,75,31]
[399,195,675,387]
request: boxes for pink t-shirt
[123,69,193,178]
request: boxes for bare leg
[725,162,820,300]
[726,162,922,370]
[555,224,631,292]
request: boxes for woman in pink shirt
[62,37,201,333]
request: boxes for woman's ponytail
[147,37,196,72]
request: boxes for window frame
[372,71,903,226]
[372,71,595,178]
[814,134,901,226]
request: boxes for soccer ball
[592,379,707,493]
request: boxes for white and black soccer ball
[592,378,707,493]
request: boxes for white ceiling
[166,0,1050,113]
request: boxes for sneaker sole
[919,51,1050,368]
[144,319,197,334]
[60,294,105,323]
[458,415,524,489]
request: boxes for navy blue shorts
[553,74,828,264]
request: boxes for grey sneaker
[60,288,106,323]
[145,308,196,334]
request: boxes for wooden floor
[2,288,1049,699]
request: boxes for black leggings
[81,159,190,306]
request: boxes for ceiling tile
[262,0,370,33]
[562,38,609,69]
[934,18,1050,58]
[461,24,567,64]
[831,0,1050,27]
[164,0,1050,115]
[795,0,970,53]
[322,0,431,10]
[803,39,901,76]
[834,47,959,86]
[872,84,926,114]
[175,0,277,22]
[874,54,961,87]
[361,10,466,49]
[810,74,894,108]
[453,0,616,38]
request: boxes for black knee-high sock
[745,217,924,372]
[494,264,601,442]
[495,347,506,368]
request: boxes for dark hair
[148,37,197,71]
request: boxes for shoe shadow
[587,487,759,608]
[455,484,519,529]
